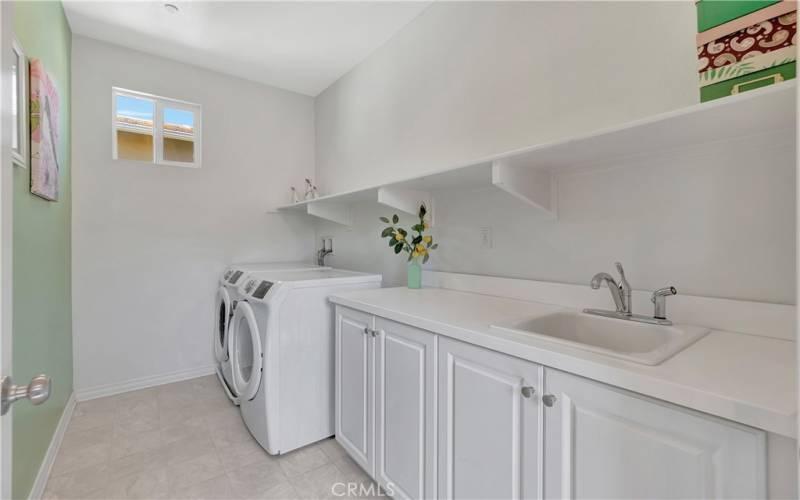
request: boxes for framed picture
[11,37,28,168]
[30,58,60,201]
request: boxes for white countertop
[330,286,797,438]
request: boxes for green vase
[407,260,422,289]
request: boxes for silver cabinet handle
[521,386,536,398]
[372,329,379,338]
[1,374,51,415]
[363,327,370,335]
[541,394,557,407]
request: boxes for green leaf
[381,227,394,238]
[379,216,390,223]
[392,214,399,224]
[430,244,438,250]
[419,204,427,217]
[411,224,423,232]
[423,253,430,264]
[407,253,414,262]
[394,243,403,254]
[412,235,422,245]
[389,238,397,246]
[398,228,407,237]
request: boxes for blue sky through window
[164,108,194,128]
[116,95,153,121]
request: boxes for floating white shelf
[274,81,795,227]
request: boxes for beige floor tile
[288,463,347,499]
[43,462,109,498]
[102,468,170,499]
[165,435,218,465]
[278,445,330,478]
[161,415,209,444]
[68,411,115,433]
[73,397,118,417]
[106,446,169,482]
[332,454,368,480]
[59,425,113,452]
[168,473,235,500]
[317,438,348,461]
[167,451,224,490]
[50,441,112,477]
[210,418,253,449]
[217,438,276,473]
[226,460,288,499]
[114,411,161,437]
[110,427,165,460]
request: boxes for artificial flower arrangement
[379,204,438,288]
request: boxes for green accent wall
[12,2,72,498]
[696,0,780,32]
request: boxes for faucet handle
[651,287,677,320]
[614,262,626,279]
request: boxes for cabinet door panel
[335,307,373,473]
[543,369,766,499]
[375,318,436,499]
[438,337,542,500]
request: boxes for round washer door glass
[213,287,231,363]
[229,301,262,401]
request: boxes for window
[11,37,28,168]
[112,88,201,167]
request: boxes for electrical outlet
[479,227,492,249]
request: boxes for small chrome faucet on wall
[317,237,333,266]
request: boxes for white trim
[75,364,216,401]
[11,35,27,169]
[28,393,75,500]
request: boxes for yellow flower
[416,244,426,253]
[422,220,429,230]
[412,251,419,258]
[423,236,432,244]
[395,232,405,241]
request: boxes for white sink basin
[490,311,709,365]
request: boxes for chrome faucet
[585,262,677,326]
[317,238,333,266]
[590,262,631,315]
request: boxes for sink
[490,311,709,365]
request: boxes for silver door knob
[521,386,536,398]
[1,374,51,416]
[541,394,557,407]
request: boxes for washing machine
[228,268,381,454]
[214,261,327,404]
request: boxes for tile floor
[44,375,377,499]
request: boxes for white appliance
[229,268,381,454]
[214,262,327,404]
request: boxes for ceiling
[63,1,431,96]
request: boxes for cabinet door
[374,318,436,500]
[543,369,766,499]
[335,306,374,474]
[438,337,542,500]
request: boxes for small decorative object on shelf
[312,184,319,199]
[378,204,437,289]
[291,186,299,204]
[304,178,314,200]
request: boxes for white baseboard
[75,364,217,402]
[28,392,75,500]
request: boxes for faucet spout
[590,272,625,312]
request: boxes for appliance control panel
[253,281,273,299]
[228,270,243,284]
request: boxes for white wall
[314,1,797,304]
[72,36,316,394]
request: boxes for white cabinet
[375,317,436,499]
[335,307,436,498]
[542,369,766,499]
[437,337,542,500]
[335,307,374,473]
[335,306,767,500]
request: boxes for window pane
[163,107,194,163]
[115,94,154,162]
[11,52,18,152]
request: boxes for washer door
[213,287,231,363]
[229,301,262,401]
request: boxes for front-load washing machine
[214,261,327,404]
[228,268,381,454]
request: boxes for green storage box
[700,61,795,101]
[696,0,780,32]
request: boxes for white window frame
[111,87,202,168]
[11,37,28,168]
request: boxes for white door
[335,306,374,474]
[374,317,435,500]
[438,337,542,500]
[542,368,766,499]
[229,301,262,401]
[0,2,11,494]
